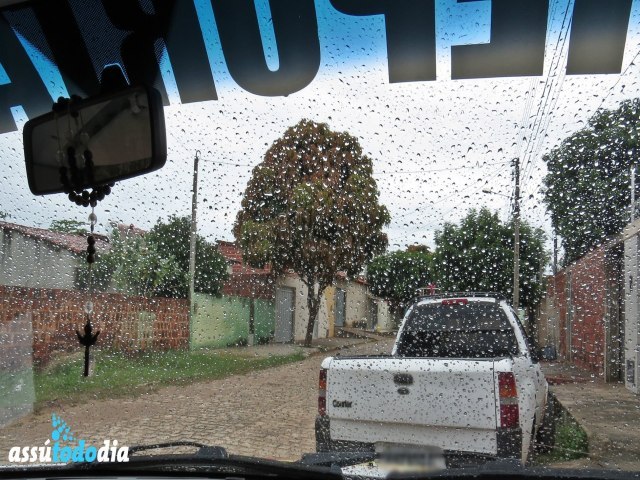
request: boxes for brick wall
[0,285,189,366]
[569,247,607,373]
[543,243,618,377]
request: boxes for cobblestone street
[0,339,393,462]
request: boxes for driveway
[0,339,394,462]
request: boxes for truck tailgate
[327,358,499,452]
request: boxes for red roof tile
[0,221,110,255]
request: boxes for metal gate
[335,289,346,327]
[275,287,295,343]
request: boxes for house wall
[191,293,275,348]
[376,300,394,332]
[624,222,640,392]
[325,286,336,338]
[0,230,79,290]
[276,275,329,341]
[0,285,189,367]
[336,279,368,328]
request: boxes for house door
[335,289,346,327]
[275,287,295,343]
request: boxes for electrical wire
[391,163,511,225]
[520,0,573,197]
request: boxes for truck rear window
[396,302,519,358]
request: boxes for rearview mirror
[23,85,166,195]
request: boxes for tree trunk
[304,282,323,347]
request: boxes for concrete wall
[191,293,275,349]
[0,312,35,427]
[0,230,79,290]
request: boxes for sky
[1,0,639,256]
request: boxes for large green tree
[146,216,229,298]
[88,216,228,298]
[84,227,183,297]
[543,98,640,265]
[432,208,548,312]
[367,248,433,311]
[234,119,390,346]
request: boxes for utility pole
[631,164,636,222]
[188,151,200,344]
[513,157,521,311]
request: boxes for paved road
[0,339,393,462]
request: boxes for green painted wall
[191,294,275,349]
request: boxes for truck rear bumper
[316,415,374,452]
[316,416,522,461]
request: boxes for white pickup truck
[316,293,549,466]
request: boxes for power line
[391,163,511,223]
[373,161,509,176]
[592,48,640,115]
[199,157,253,167]
[520,0,573,193]
[520,0,572,177]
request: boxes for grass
[534,411,589,464]
[34,349,305,409]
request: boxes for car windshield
[0,0,639,476]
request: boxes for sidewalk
[208,331,377,359]
[541,361,640,471]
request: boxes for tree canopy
[432,208,548,311]
[88,216,228,298]
[50,219,88,235]
[367,249,432,310]
[543,98,640,265]
[234,119,390,345]
[147,216,229,298]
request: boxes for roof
[217,240,271,275]
[0,221,110,255]
[115,223,147,238]
[216,242,368,285]
[335,271,368,286]
[217,240,243,264]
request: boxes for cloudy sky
[1,0,639,255]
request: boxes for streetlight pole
[512,157,521,311]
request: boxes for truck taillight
[498,372,519,428]
[318,368,327,416]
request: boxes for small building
[0,221,109,290]
[274,270,394,343]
